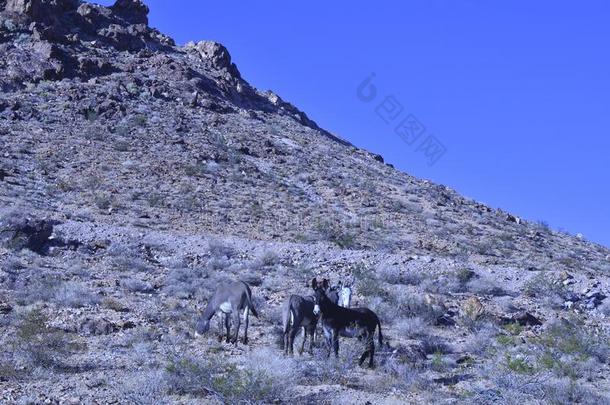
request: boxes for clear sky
[98,1,609,247]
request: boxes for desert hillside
[1,1,609,404]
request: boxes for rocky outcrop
[111,0,148,25]
[0,0,174,86]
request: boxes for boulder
[79,318,118,335]
[4,0,78,20]
[511,312,542,327]
[4,0,38,15]
[506,214,521,224]
[193,40,241,78]
[0,302,12,314]
[461,296,484,321]
[111,0,148,25]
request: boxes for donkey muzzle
[313,305,320,316]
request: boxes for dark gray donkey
[196,281,258,345]
[282,278,348,355]
[311,278,382,368]
[282,294,317,355]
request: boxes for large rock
[4,0,78,19]
[111,0,148,25]
[4,0,39,15]
[193,40,241,79]
[461,296,484,321]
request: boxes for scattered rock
[508,312,543,327]
[506,214,521,224]
[583,291,606,309]
[79,318,117,335]
[436,313,456,327]
[0,216,59,254]
[0,302,12,314]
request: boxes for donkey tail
[248,297,259,318]
[245,285,259,318]
[282,301,292,334]
[376,316,383,346]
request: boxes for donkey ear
[322,278,329,290]
[311,278,318,289]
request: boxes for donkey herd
[195,278,383,368]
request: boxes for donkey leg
[298,327,306,355]
[289,328,298,355]
[368,338,375,369]
[224,313,231,343]
[217,313,223,342]
[331,330,339,358]
[283,330,289,355]
[323,328,332,358]
[232,312,241,345]
[308,327,315,355]
[242,307,250,345]
[358,333,371,366]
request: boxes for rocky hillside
[1,1,609,404]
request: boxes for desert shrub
[420,335,452,355]
[352,263,386,298]
[0,210,27,250]
[430,350,454,372]
[163,267,208,299]
[121,277,154,293]
[542,376,608,405]
[467,277,507,296]
[165,350,291,403]
[533,318,610,367]
[522,273,566,308]
[314,218,357,248]
[378,265,424,286]
[396,295,444,324]
[54,281,100,308]
[107,244,150,272]
[93,192,113,210]
[422,272,464,295]
[536,220,551,232]
[14,271,62,305]
[113,370,168,405]
[206,256,232,272]
[253,250,280,269]
[303,340,362,384]
[462,322,499,356]
[470,353,607,405]
[378,355,428,392]
[207,239,235,258]
[393,316,429,339]
[503,352,535,375]
[13,309,83,370]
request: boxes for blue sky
[99,1,609,247]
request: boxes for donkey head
[195,317,211,335]
[311,277,330,315]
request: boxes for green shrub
[13,309,83,370]
[165,355,283,404]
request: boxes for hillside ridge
[0,1,609,403]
